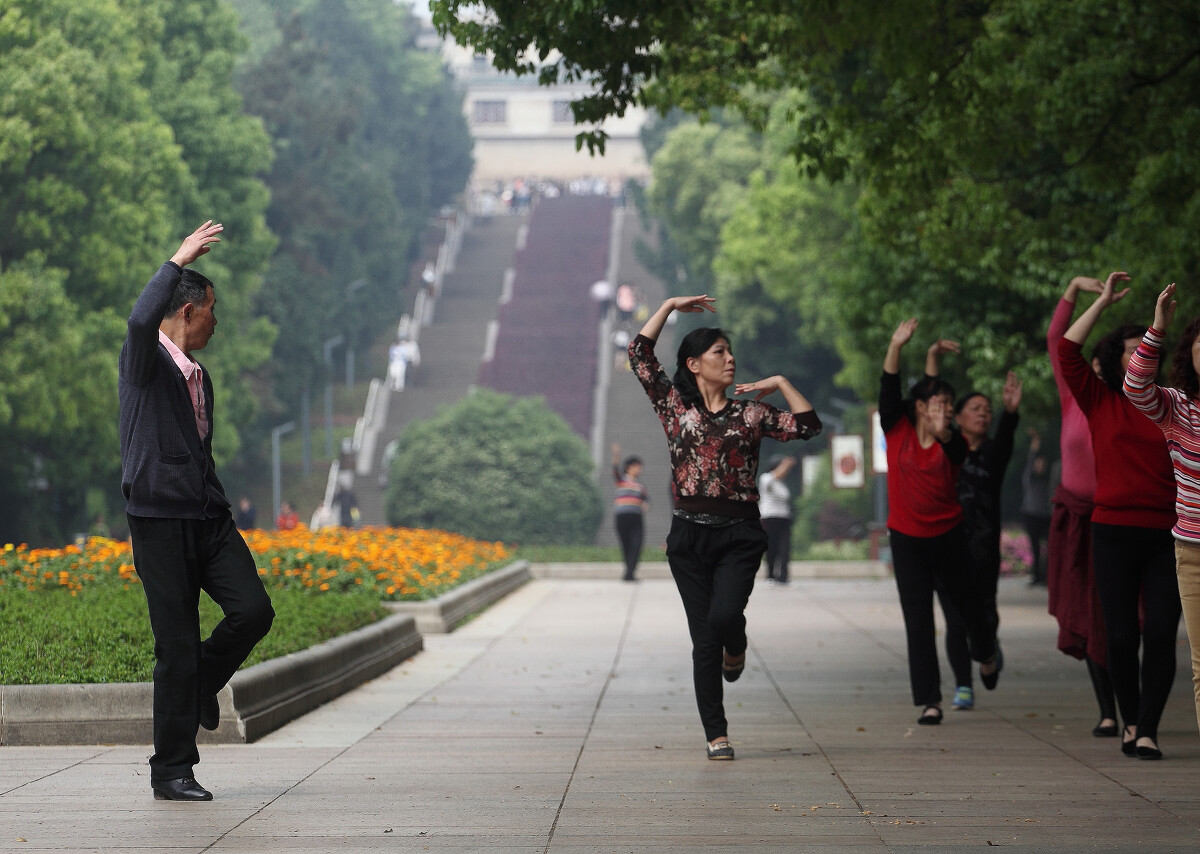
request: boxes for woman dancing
[880,319,1001,725]
[629,294,821,760]
[1046,275,1118,738]
[1122,281,1194,743]
[1059,271,1178,759]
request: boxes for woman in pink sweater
[1122,281,1198,739]
[1046,276,1117,738]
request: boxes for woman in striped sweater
[1123,281,1197,740]
[1060,271,1179,760]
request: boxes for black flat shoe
[917,705,943,726]
[722,652,746,683]
[1092,721,1119,738]
[1136,743,1163,760]
[153,777,213,801]
[1121,727,1138,756]
[200,694,220,731]
[980,645,1003,691]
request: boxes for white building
[428,25,650,185]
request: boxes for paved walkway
[3,576,1197,852]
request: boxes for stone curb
[0,560,532,746]
[383,559,532,633]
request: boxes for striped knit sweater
[1123,327,1200,543]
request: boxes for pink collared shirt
[158,330,209,440]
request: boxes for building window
[552,100,574,123]
[472,100,507,124]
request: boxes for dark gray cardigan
[119,262,230,519]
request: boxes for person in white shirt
[758,456,796,583]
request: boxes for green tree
[233,0,472,410]
[385,390,602,545]
[0,0,274,542]
[431,0,1200,415]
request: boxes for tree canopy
[433,0,1200,414]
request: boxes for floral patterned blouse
[629,334,821,518]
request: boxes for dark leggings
[761,516,792,581]
[666,516,766,742]
[614,513,644,580]
[1024,513,1051,582]
[939,554,1000,689]
[1091,522,1181,742]
[889,526,996,707]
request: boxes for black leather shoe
[153,777,213,801]
[200,693,220,731]
[1121,726,1138,756]
[1136,743,1163,760]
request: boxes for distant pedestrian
[611,443,649,581]
[333,486,360,528]
[629,294,821,760]
[1021,431,1053,585]
[234,496,256,530]
[276,500,300,531]
[757,456,795,584]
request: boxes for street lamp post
[345,279,366,387]
[271,420,296,525]
[323,334,345,458]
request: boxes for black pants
[889,526,996,707]
[128,513,275,781]
[761,516,792,582]
[1091,522,1181,742]
[1024,513,1051,582]
[666,516,766,742]
[938,554,1000,689]
[614,513,644,580]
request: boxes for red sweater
[879,372,965,537]
[1056,338,1175,529]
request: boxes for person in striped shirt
[1123,280,1199,739]
[611,443,649,581]
[1060,270,1179,760]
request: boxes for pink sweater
[1048,298,1096,500]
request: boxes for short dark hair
[1170,317,1200,398]
[1091,324,1145,391]
[673,327,730,408]
[622,456,643,472]
[909,375,956,405]
[165,268,213,317]
[954,391,989,414]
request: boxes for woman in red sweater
[1058,271,1180,759]
[881,319,1000,725]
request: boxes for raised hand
[891,318,919,348]
[1154,282,1177,332]
[669,294,717,314]
[1099,270,1132,306]
[923,395,951,437]
[1002,371,1022,412]
[927,338,961,358]
[171,220,223,268]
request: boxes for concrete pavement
[2,574,1197,852]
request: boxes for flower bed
[1,526,511,601]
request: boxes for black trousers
[938,554,1000,689]
[1091,522,1181,742]
[889,526,996,707]
[128,513,274,781]
[665,516,766,742]
[614,513,644,580]
[761,516,792,582]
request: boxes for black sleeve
[878,371,906,434]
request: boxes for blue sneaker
[951,685,974,710]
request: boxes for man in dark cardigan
[119,221,274,801]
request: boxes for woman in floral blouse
[629,294,821,760]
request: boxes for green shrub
[385,389,602,544]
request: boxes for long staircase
[355,214,526,525]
